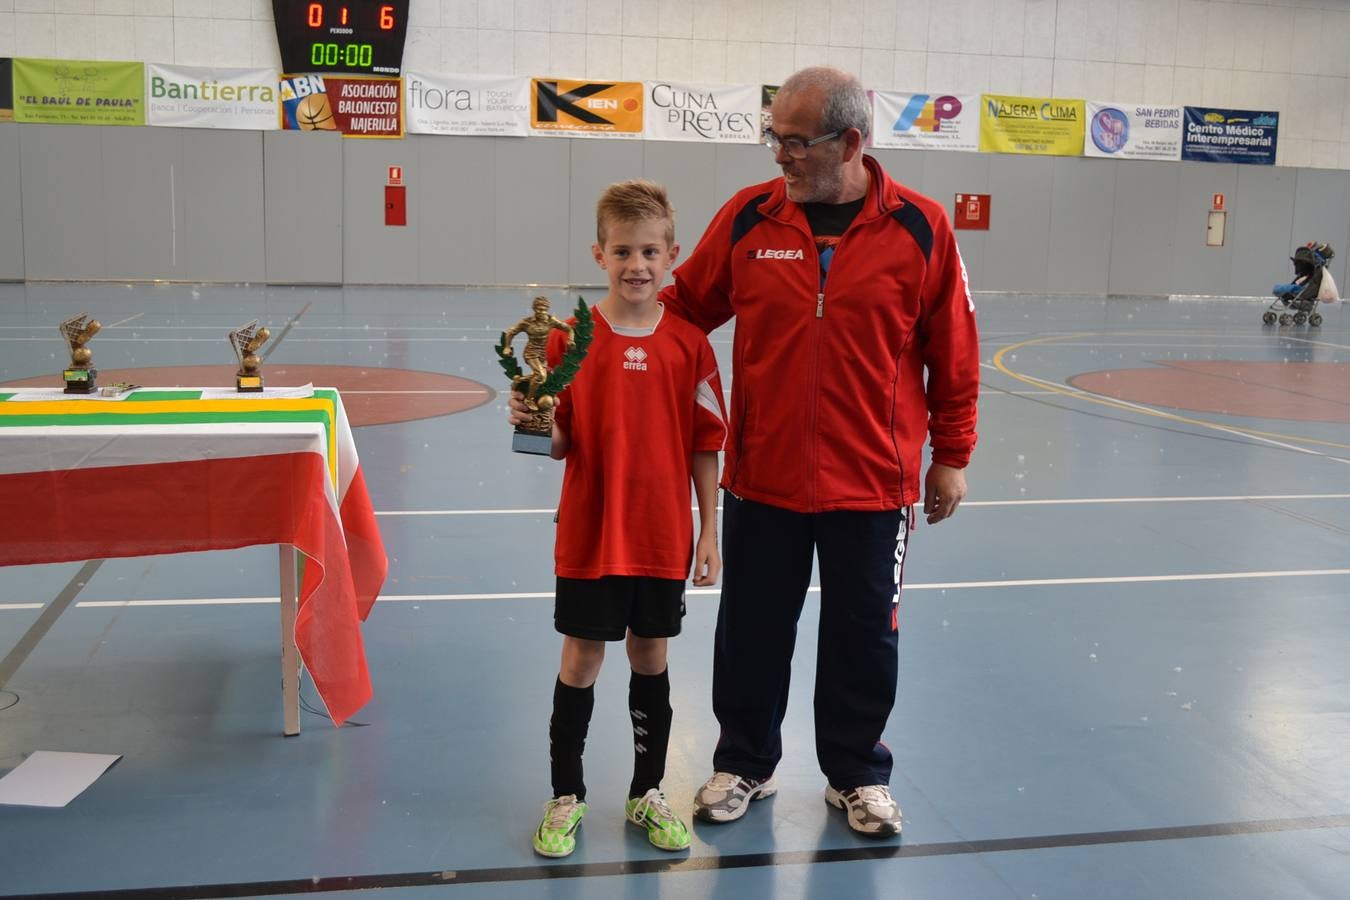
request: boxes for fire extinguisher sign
[954,193,991,230]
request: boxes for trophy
[228,320,271,392]
[59,313,101,394]
[496,296,593,454]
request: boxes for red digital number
[380,5,394,29]
[341,6,348,24]
[307,2,322,27]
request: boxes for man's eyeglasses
[763,127,844,159]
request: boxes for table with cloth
[0,386,386,733]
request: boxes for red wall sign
[955,193,990,230]
[388,165,403,186]
[1212,193,1225,210]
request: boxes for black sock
[550,677,594,802]
[628,668,672,798]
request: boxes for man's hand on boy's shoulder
[691,532,722,587]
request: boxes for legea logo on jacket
[746,248,806,260]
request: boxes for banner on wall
[405,72,529,136]
[1,59,12,122]
[529,78,643,138]
[280,74,403,138]
[643,81,758,143]
[146,64,278,130]
[12,58,145,125]
[872,91,979,151]
[979,94,1084,156]
[1083,102,1183,160]
[760,84,778,143]
[1182,107,1278,165]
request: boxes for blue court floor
[1,284,1348,899]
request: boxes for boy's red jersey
[548,304,726,580]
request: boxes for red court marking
[1,365,495,427]
[1068,361,1350,424]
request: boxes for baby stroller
[1264,241,1338,327]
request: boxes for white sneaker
[825,784,902,837]
[693,771,777,823]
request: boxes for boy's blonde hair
[596,180,676,247]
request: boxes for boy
[511,180,727,858]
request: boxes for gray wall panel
[1291,169,1350,292]
[98,128,177,280]
[712,143,777,218]
[177,129,265,282]
[416,135,498,285]
[1109,160,1179,295]
[985,154,1052,293]
[0,124,23,281]
[1230,166,1296,297]
[566,138,644,286]
[919,152,991,288]
[1168,162,1237,296]
[642,140,719,274]
[494,137,569,285]
[263,130,343,284]
[20,125,109,280]
[870,148,925,192]
[342,137,417,284]
[1046,158,1114,294]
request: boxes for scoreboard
[272,0,411,76]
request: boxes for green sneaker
[625,788,691,851]
[533,794,586,858]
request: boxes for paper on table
[0,751,122,807]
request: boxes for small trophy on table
[228,320,270,392]
[496,296,593,454]
[59,313,101,394]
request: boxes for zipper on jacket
[816,293,824,317]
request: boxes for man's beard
[784,164,844,204]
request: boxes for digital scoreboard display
[272,0,411,76]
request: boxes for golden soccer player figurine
[59,313,102,394]
[496,296,591,454]
[228,320,271,392]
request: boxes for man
[659,67,979,838]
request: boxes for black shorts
[554,575,686,641]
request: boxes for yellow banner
[12,58,145,126]
[979,94,1084,156]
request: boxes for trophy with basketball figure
[497,296,593,455]
[228,320,270,392]
[59,313,101,394]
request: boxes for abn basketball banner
[642,81,759,143]
[405,72,529,136]
[12,58,144,126]
[1,59,12,122]
[1083,102,1183,160]
[979,94,1085,156]
[872,91,978,152]
[147,65,279,130]
[529,78,643,138]
[281,74,403,138]
[1181,107,1278,165]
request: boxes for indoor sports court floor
[1,283,1348,899]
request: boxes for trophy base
[236,375,263,393]
[63,367,97,394]
[512,430,554,455]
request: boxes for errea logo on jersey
[624,346,648,371]
[746,248,806,260]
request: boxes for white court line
[0,567,1340,610]
[372,493,1350,517]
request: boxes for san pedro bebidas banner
[12,58,144,125]
[979,94,1085,156]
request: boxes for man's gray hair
[778,67,871,141]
